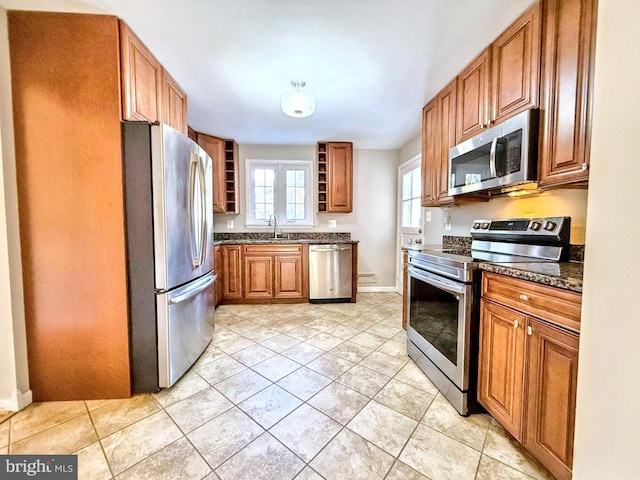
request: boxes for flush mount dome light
[281,79,316,118]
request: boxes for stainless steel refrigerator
[123,122,215,392]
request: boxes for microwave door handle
[489,137,498,178]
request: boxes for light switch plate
[329,220,337,228]
[227,219,234,228]
[425,211,432,222]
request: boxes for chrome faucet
[268,214,280,239]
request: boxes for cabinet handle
[513,319,519,329]
[519,294,529,301]
[581,162,588,171]
[527,325,533,336]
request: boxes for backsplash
[214,232,351,242]
[442,235,472,250]
[442,235,585,262]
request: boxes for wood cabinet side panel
[9,12,130,400]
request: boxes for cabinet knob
[527,325,533,336]
[513,319,519,329]
[581,162,588,171]
[519,294,529,301]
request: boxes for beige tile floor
[1,293,555,480]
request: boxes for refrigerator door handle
[168,274,216,305]
[197,154,208,268]
[188,152,201,267]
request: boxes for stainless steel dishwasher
[309,244,353,302]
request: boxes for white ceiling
[1,0,533,148]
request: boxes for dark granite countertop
[213,232,356,246]
[214,238,358,245]
[479,261,583,293]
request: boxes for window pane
[411,198,421,227]
[285,169,306,221]
[255,203,266,220]
[255,169,265,187]
[412,169,421,197]
[402,172,412,200]
[402,200,411,228]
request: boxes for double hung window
[246,159,313,227]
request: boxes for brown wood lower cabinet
[478,272,580,480]
[217,244,308,304]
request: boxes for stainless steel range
[406,216,570,415]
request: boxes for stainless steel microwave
[448,109,538,196]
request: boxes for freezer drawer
[157,273,216,387]
[309,244,353,301]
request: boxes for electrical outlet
[445,223,451,231]
[329,220,337,228]
[227,219,234,228]
[425,211,432,222]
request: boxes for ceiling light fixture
[280,78,316,118]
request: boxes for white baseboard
[0,388,33,412]
[357,286,399,293]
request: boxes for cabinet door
[221,245,242,300]
[538,0,597,188]
[478,300,526,440]
[491,1,541,125]
[162,69,188,134]
[274,255,304,299]
[456,48,490,143]
[421,99,438,207]
[524,317,579,480]
[244,256,273,299]
[436,80,457,204]
[196,133,226,213]
[326,142,353,213]
[120,21,163,123]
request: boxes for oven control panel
[472,217,566,233]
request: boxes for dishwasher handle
[310,244,352,252]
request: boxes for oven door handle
[408,266,467,295]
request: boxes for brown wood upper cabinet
[317,142,353,213]
[420,99,438,207]
[162,69,188,134]
[120,21,188,134]
[421,79,458,207]
[457,2,541,143]
[538,0,597,188]
[195,133,239,214]
[478,272,580,480]
[195,133,226,213]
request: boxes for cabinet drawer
[482,272,581,332]
[243,244,303,255]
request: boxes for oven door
[407,265,472,391]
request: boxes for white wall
[573,1,640,478]
[423,190,588,245]
[0,7,30,411]
[214,144,399,289]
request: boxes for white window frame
[245,159,314,228]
